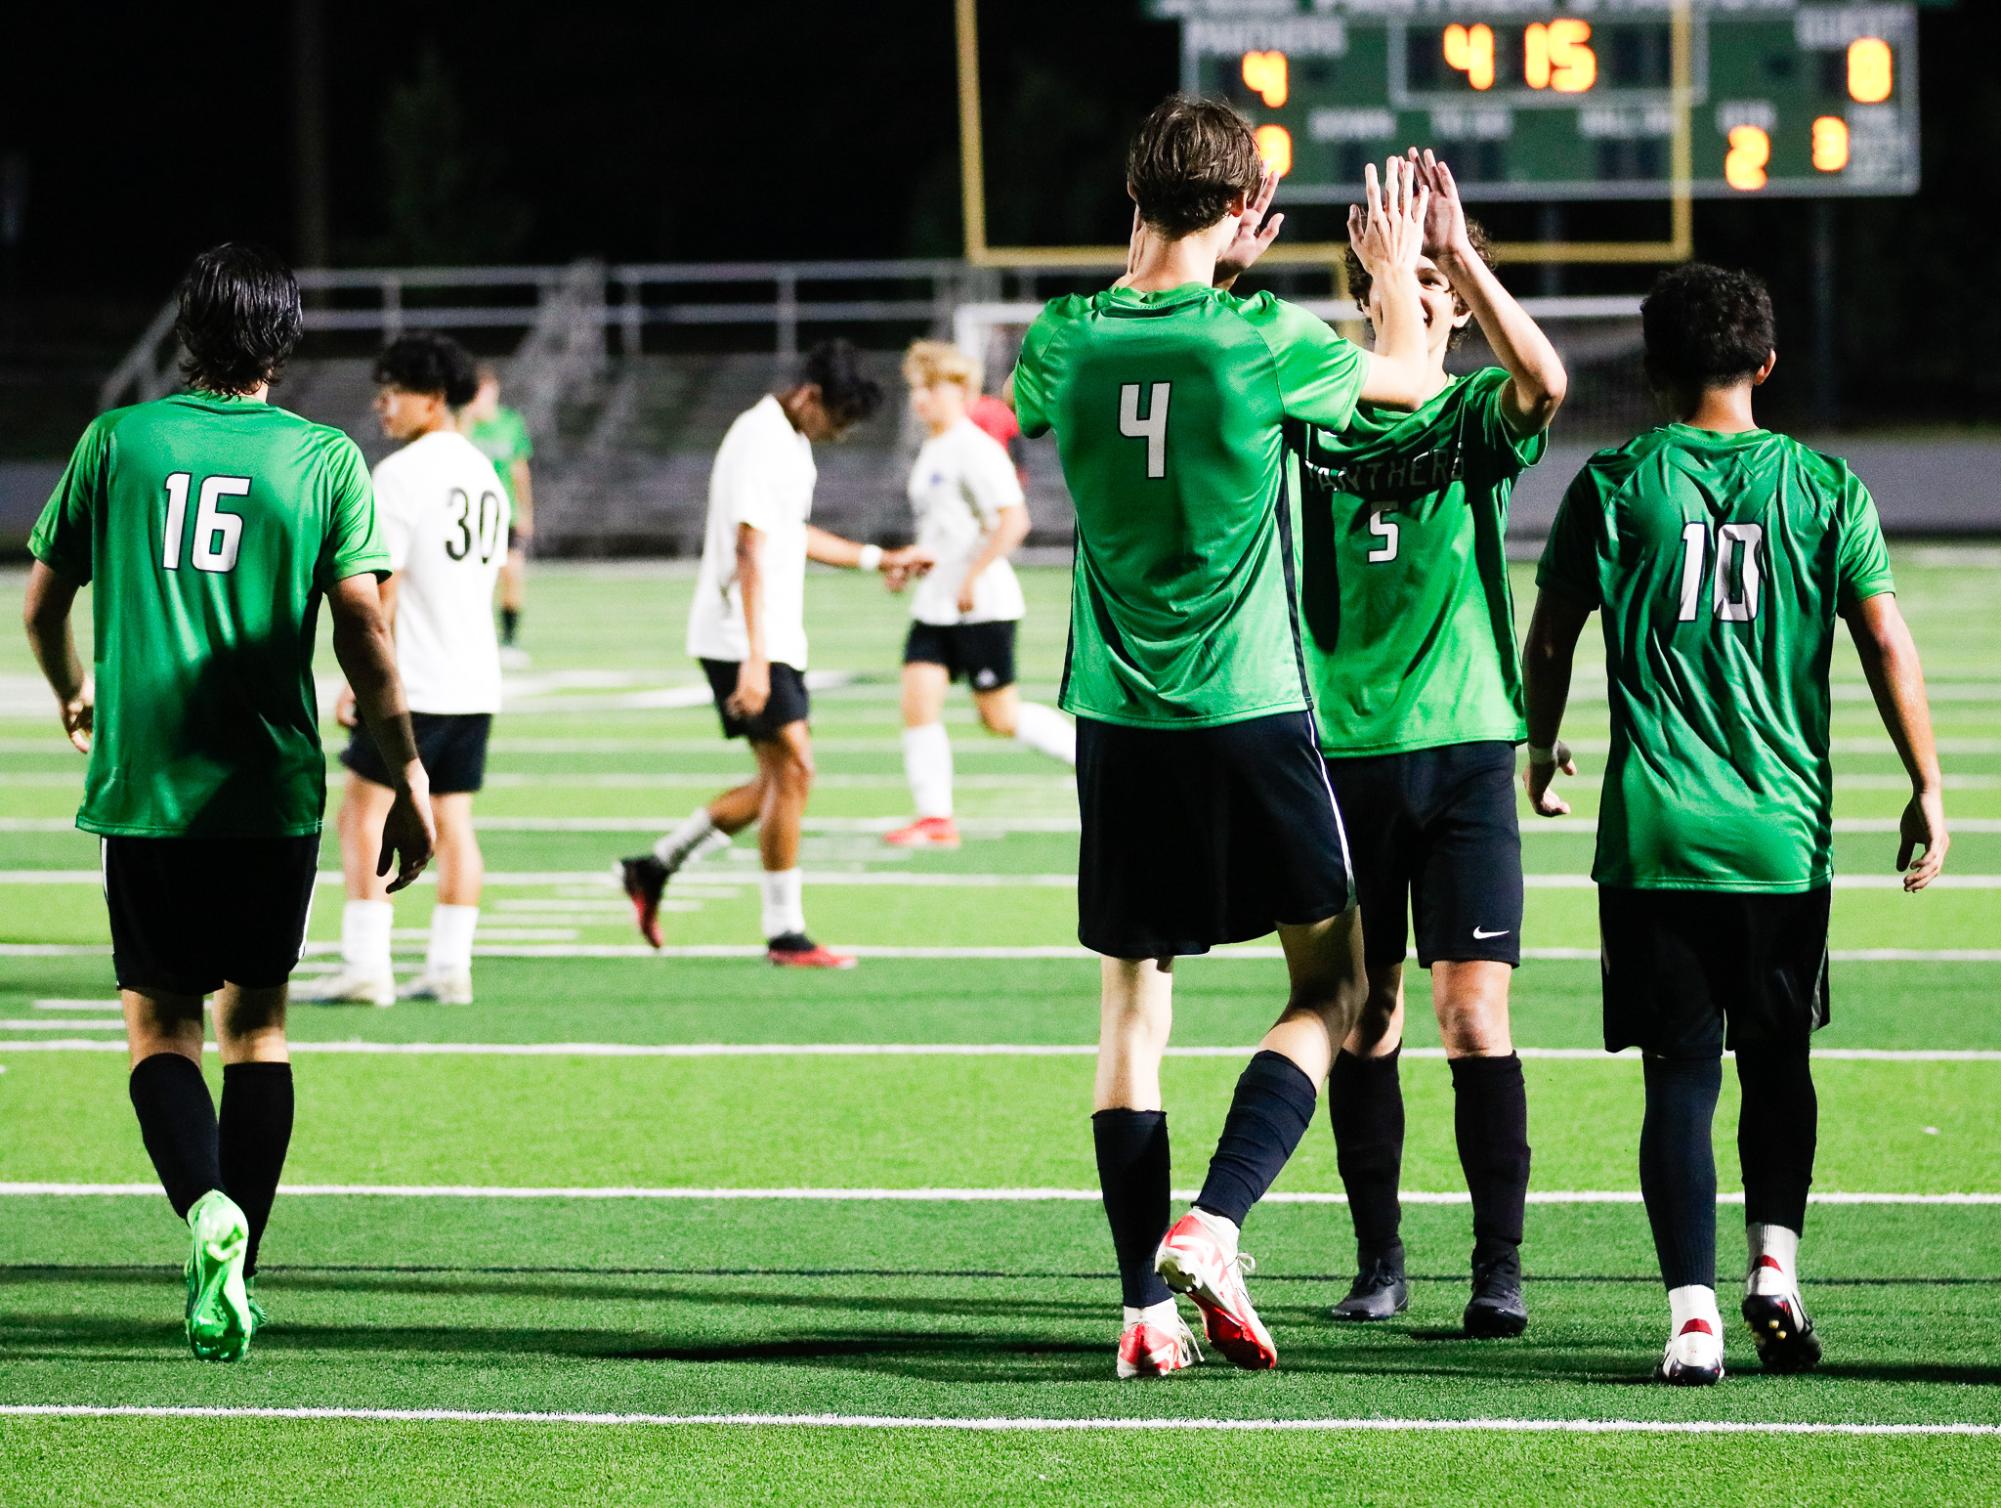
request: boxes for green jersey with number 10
[29,391,388,838]
[1537,424,1895,892]
[1011,283,1366,729]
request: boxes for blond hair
[902,339,978,391]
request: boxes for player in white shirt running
[619,341,929,967]
[884,341,1074,850]
[309,333,509,1007]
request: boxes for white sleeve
[371,462,417,572]
[714,424,779,534]
[961,431,1025,528]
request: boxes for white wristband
[1527,743,1558,765]
[857,544,883,572]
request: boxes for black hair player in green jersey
[1523,262,1948,1385]
[1296,150,1567,1338]
[22,244,436,1362]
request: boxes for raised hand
[1216,166,1285,287]
[1409,148,1469,261]
[1347,157,1430,279]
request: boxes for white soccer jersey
[372,429,510,715]
[907,417,1027,626]
[686,395,816,669]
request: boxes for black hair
[373,331,481,408]
[797,339,884,425]
[1642,262,1777,392]
[175,243,303,395]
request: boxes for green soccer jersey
[29,391,388,838]
[1537,423,1895,892]
[467,405,533,507]
[1011,283,1366,728]
[1298,366,1545,756]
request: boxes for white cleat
[300,969,395,1008]
[1116,1312,1202,1379]
[1743,1255,1822,1373]
[1655,1317,1726,1386]
[1155,1210,1278,1370]
[401,969,474,1006]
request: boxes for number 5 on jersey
[1119,383,1171,479]
[162,472,249,574]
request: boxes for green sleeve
[1472,366,1549,475]
[1536,466,1608,608]
[1009,308,1064,439]
[28,417,109,585]
[317,435,390,587]
[506,408,534,463]
[1240,294,1366,431]
[1835,471,1895,608]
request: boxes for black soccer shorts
[701,658,810,742]
[1322,740,1525,971]
[1076,710,1354,958]
[904,620,1018,692]
[102,835,321,995]
[343,712,493,795]
[1598,885,1831,1058]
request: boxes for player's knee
[1436,992,1511,1056]
[777,748,814,795]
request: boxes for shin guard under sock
[1195,1051,1319,1227]
[1092,1109,1173,1308]
[129,1053,222,1220]
[220,1061,295,1278]
[1639,1054,1723,1291]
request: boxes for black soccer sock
[1734,1044,1817,1234]
[220,1061,295,1278]
[1639,1054,1723,1291]
[1092,1109,1173,1309]
[128,1053,222,1220]
[1195,1050,1319,1227]
[500,606,520,645]
[1450,1053,1532,1263]
[1329,1047,1405,1263]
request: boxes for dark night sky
[1,1,1997,415]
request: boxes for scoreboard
[1146,1,1920,201]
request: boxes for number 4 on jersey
[1119,382,1171,479]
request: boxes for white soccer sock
[1747,1222,1801,1294]
[1013,701,1076,766]
[1125,1297,1180,1329]
[426,904,479,976]
[653,808,731,873]
[340,899,394,979]
[1668,1283,1722,1335]
[760,867,806,941]
[902,723,955,820]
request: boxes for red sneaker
[767,934,857,969]
[1154,1211,1277,1370]
[617,856,668,950]
[883,816,961,849]
[1115,1313,1201,1379]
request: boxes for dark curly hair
[797,339,884,426]
[1344,218,1498,351]
[373,331,480,408]
[1127,94,1264,240]
[175,243,302,395]
[1642,262,1776,391]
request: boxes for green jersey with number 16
[1298,366,1545,757]
[1537,424,1895,892]
[29,391,388,838]
[1011,283,1366,729]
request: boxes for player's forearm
[1357,271,1430,409]
[803,525,879,570]
[1440,248,1567,432]
[512,463,534,531]
[736,530,768,664]
[22,562,85,703]
[967,507,1031,582]
[1849,597,1943,795]
[1521,594,1581,749]
[329,578,424,788]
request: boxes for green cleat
[245,1278,268,1333]
[183,1190,255,1363]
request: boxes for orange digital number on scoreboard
[1524,19,1596,94]
[1847,37,1893,103]
[1241,50,1289,109]
[1725,125,1771,191]
[1813,116,1851,172]
[1254,124,1293,179]
[1443,24,1495,91]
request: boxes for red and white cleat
[1154,1211,1278,1371]
[617,856,669,950]
[883,816,961,850]
[766,934,857,969]
[1116,1312,1202,1380]
[1655,1317,1726,1386]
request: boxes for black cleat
[1742,1290,1822,1373]
[1329,1249,1409,1322]
[1463,1247,1529,1337]
[618,855,669,950]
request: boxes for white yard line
[0,1403,1994,1438]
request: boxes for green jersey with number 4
[1298,367,1545,756]
[29,392,388,838]
[1537,424,1895,892]
[1011,283,1366,728]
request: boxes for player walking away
[1522,263,1948,1385]
[21,244,435,1361]
[464,365,534,667]
[618,341,929,967]
[1010,96,1436,1378]
[884,339,1074,851]
[310,333,509,1008]
[1299,150,1567,1337]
